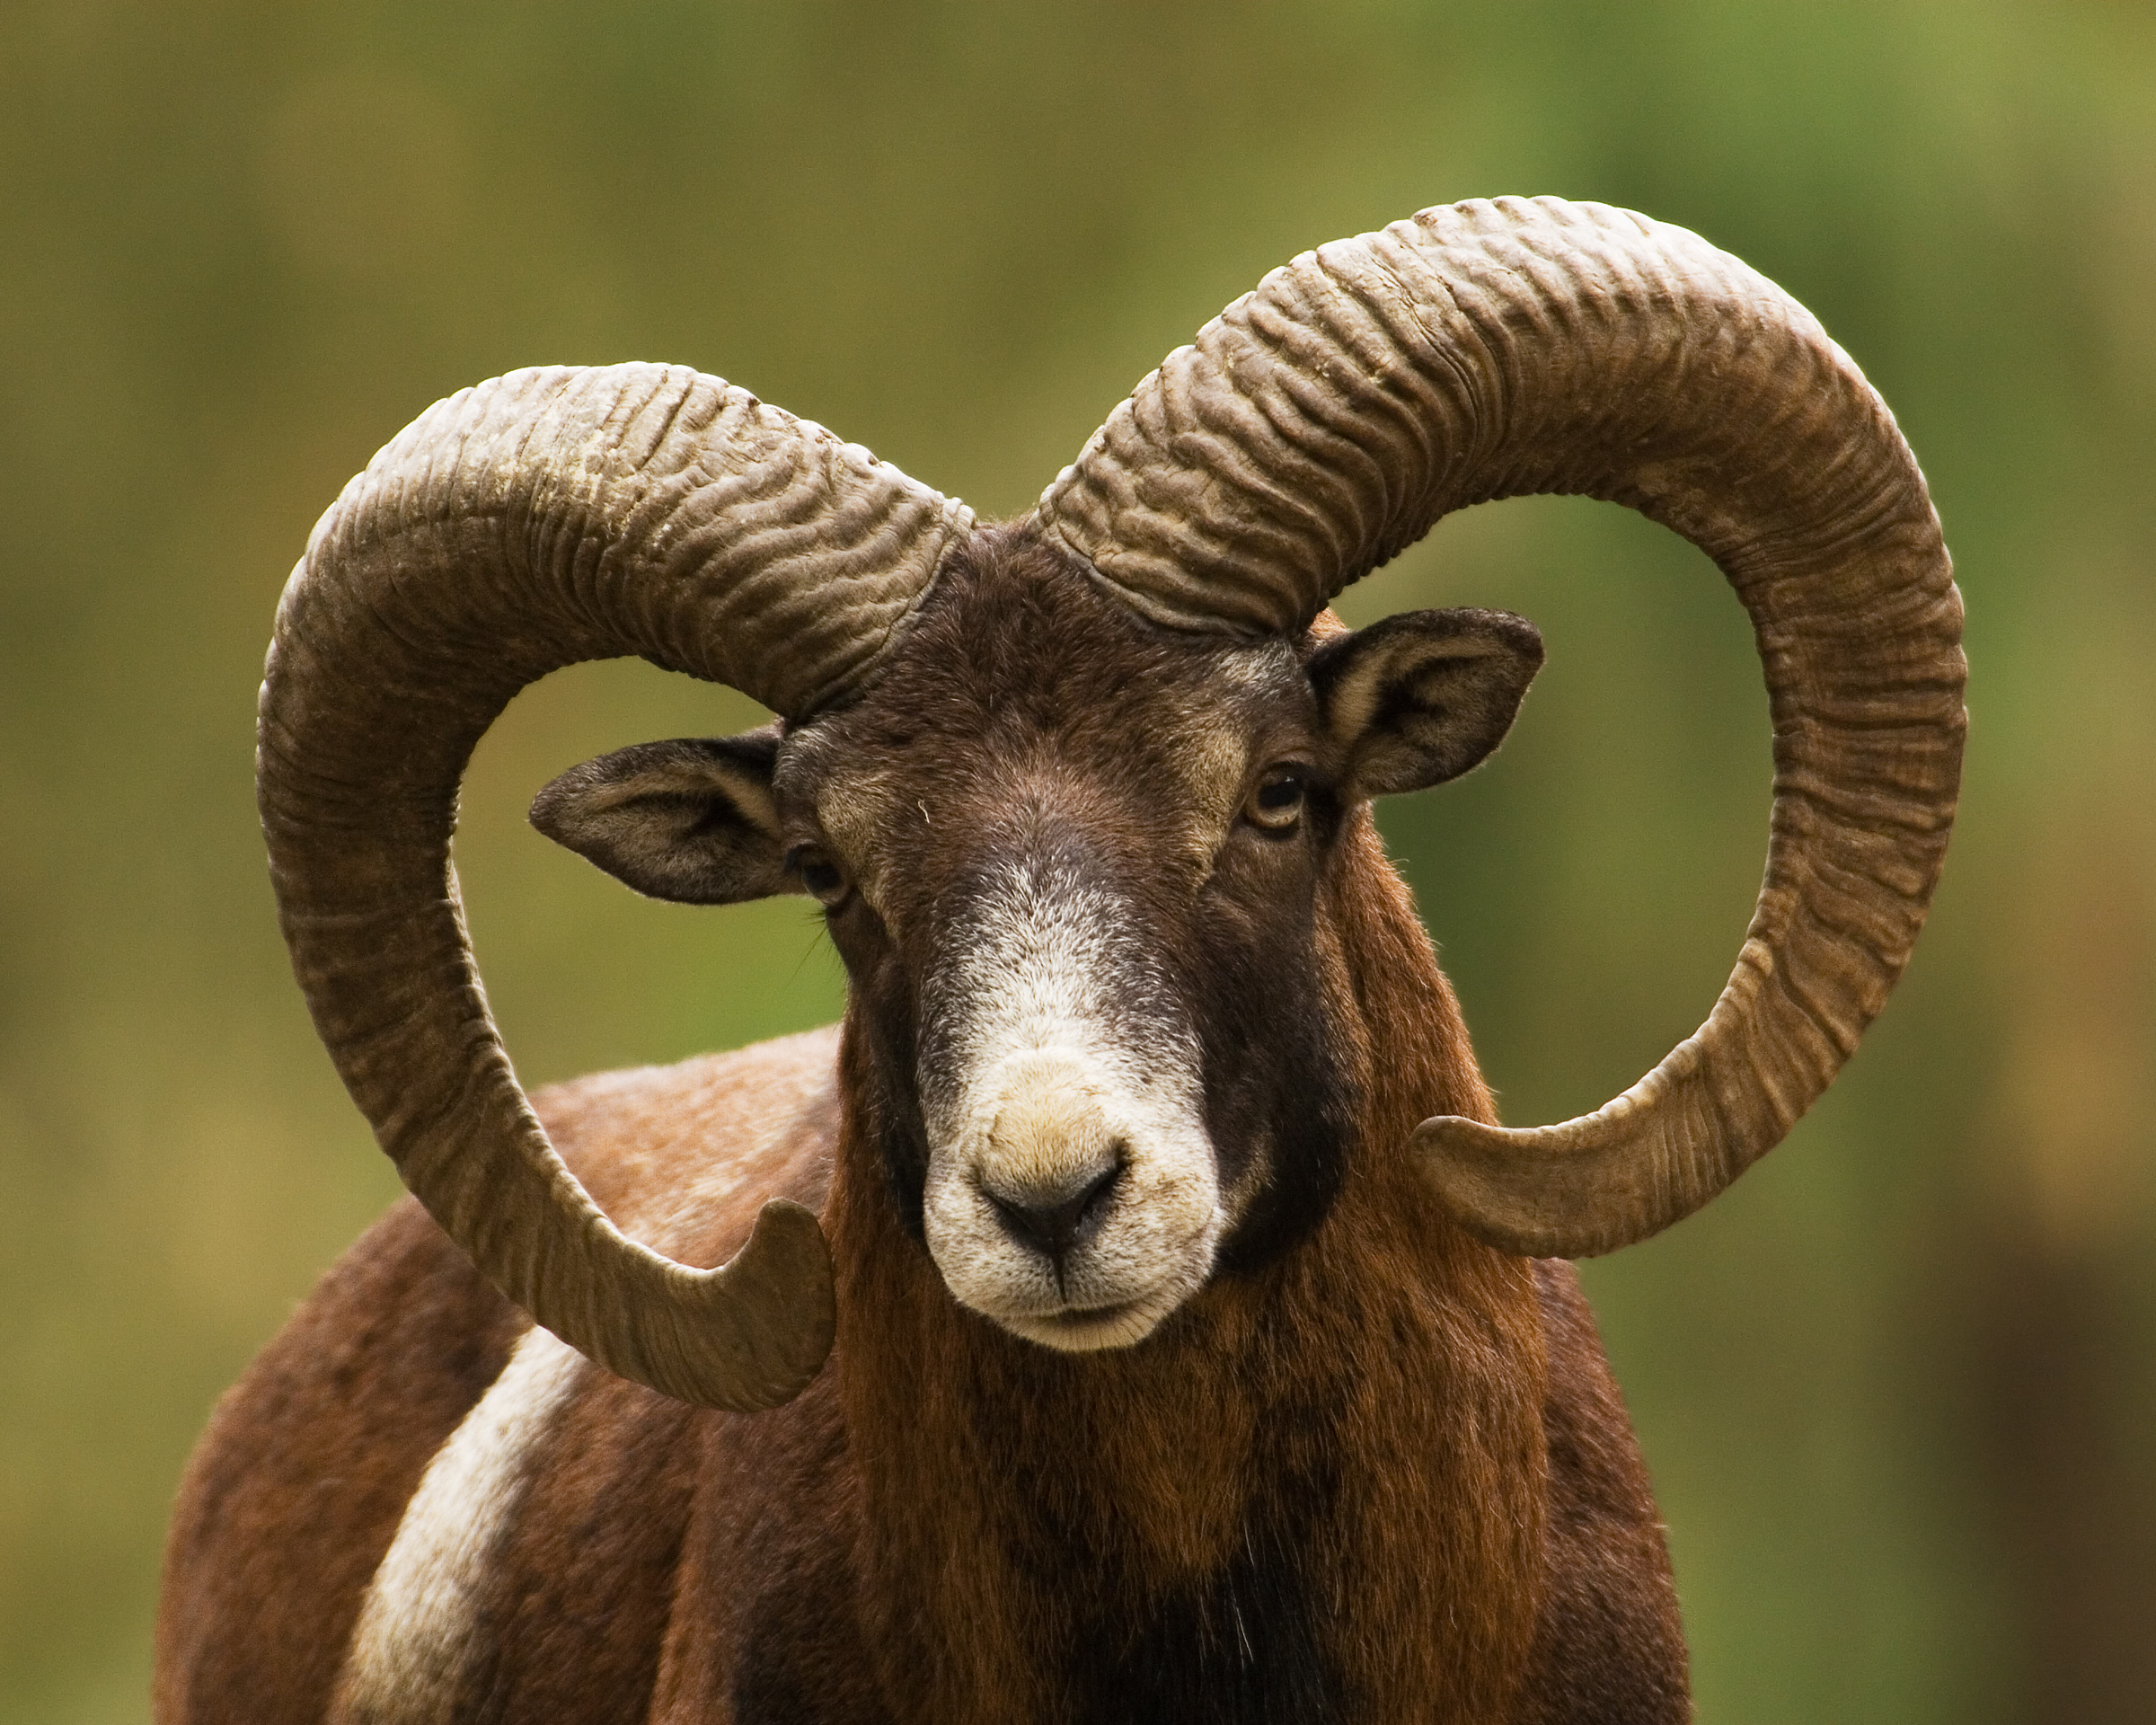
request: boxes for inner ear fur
[529,725,800,905]
[1309,608,1544,801]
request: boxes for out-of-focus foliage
[1,3,2149,1720]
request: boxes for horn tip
[1412,1114,1623,1261]
[704,1198,836,1411]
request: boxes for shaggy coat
[158,542,1688,1723]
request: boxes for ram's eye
[1245,766,1308,831]
[794,848,851,907]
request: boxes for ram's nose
[982,1160,1125,1259]
[975,1054,1127,1259]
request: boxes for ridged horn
[1036,196,1965,1256]
[259,362,972,1407]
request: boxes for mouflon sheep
[156,196,1966,1723]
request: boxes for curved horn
[260,362,971,1407]
[1036,197,1965,1257]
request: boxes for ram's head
[532,530,1541,1351]
[260,199,1964,1409]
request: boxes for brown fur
[159,535,1688,1721]
[158,927,1685,1721]
[154,1200,525,1722]
[815,816,1548,1721]
[1517,1261,1690,1721]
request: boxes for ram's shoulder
[1516,1258,1691,1722]
[531,1022,845,1261]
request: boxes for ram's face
[534,529,1541,1350]
[779,545,1356,1349]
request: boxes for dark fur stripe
[1065,1511,1339,1725]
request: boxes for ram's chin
[992,1287,1187,1352]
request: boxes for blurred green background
[3,2,2151,1720]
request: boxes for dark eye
[795,848,851,907]
[1245,765,1307,831]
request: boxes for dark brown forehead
[826,529,1306,748]
[774,526,1314,898]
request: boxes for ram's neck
[826,818,1548,1725]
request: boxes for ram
[156,197,1964,1723]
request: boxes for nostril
[1076,1155,1124,1221]
[984,1157,1126,1259]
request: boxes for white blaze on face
[920,847,1222,1351]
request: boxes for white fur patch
[920,848,1223,1349]
[333,1325,585,1721]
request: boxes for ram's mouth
[993,1287,1185,1353]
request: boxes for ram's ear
[529,726,800,905]
[1309,609,1543,801]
